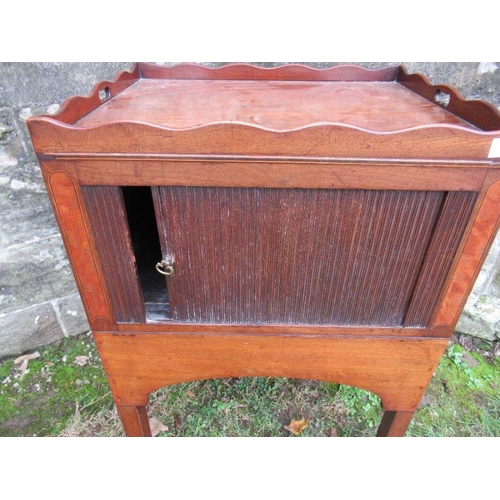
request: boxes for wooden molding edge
[27,63,140,126]
[138,62,400,81]
[397,65,500,132]
[28,121,500,160]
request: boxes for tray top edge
[137,62,401,82]
[27,63,500,135]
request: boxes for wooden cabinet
[27,63,500,436]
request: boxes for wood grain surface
[152,187,475,327]
[76,79,474,132]
[82,186,145,323]
[95,332,448,412]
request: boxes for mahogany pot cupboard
[27,63,500,436]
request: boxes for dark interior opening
[121,186,170,321]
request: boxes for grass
[0,332,113,437]
[406,343,500,437]
[1,332,499,437]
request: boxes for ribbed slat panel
[155,187,448,326]
[82,186,145,323]
[404,191,477,327]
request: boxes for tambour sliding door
[151,186,477,326]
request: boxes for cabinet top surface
[27,64,500,160]
[76,78,476,133]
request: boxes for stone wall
[0,63,128,359]
[1,62,499,359]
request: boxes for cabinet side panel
[155,187,444,325]
[47,171,114,327]
[404,191,478,327]
[81,186,145,323]
[436,177,500,327]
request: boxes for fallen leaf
[174,413,181,434]
[330,428,338,437]
[14,352,40,365]
[149,417,169,437]
[74,356,89,367]
[18,360,30,380]
[18,359,29,373]
[284,418,308,435]
[14,352,40,380]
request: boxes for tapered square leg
[117,405,152,437]
[376,410,415,437]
